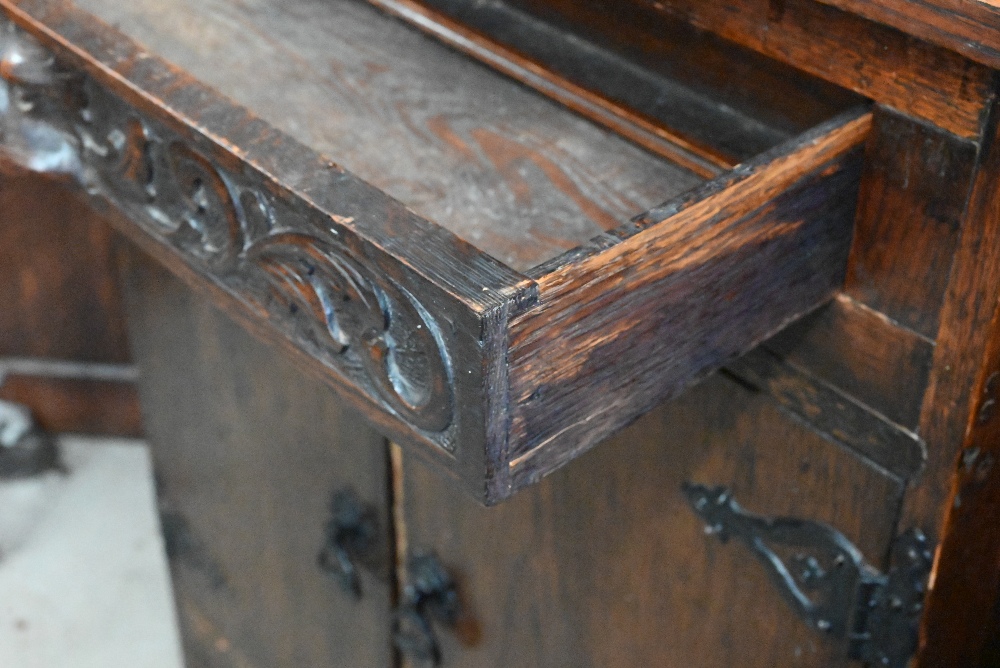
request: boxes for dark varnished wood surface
[844,108,978,340]
[397,374,905,667]
[918,238,1000,668]
[73,0,704,272]
[0,371,142,437]
[0,169,139,437]
[502,112,868,495]
[118,246,395,668]
[1,2,870,500]
[633,0,995,140]
[902,98,1000,543]
[817,0,1000,70]
[0,171,130,362]
[764,294,935,431]
[905,98,1000,666]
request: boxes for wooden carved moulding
[0,20,464,439]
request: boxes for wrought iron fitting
[683,483,932,668]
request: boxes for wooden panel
[71,0,705,271]
[918,261,1000,667]
[899,98,1000,664]
[726,348,925,480]
[844,108,978,339]
[817,0,1000,70]
[504,112,868,496]
[397,374,905,667]
[366,0,861,171]
[764,294,935,430]
[117,246,395,668]
[901,98,1000,543]
[0,369,142,437]
[0,171,129,362]
[632,0,994,139]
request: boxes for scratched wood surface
[397,374,905,667]
[366,0,861,172]
[118,246,396,668]
[501,111,868,496]
[73,0,704,272]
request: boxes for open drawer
[0,0,870,502]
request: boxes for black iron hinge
[683,483,934,668]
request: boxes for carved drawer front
[0,0,869,502]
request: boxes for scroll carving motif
[0,21,454,437]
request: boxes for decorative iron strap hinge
[683,483,934,668]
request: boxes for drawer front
[0,0,868,501]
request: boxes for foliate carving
[0,22,454,438]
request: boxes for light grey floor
[0,437,185,668]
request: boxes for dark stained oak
[117,245,396,668]
[366,0,861,172]
[503,112,868,496]
[726,347,925,481]
[396,374,905,667]
[73,0,704,272]
[0,370,142,437]
[817,0,1000,70]
[632,0,994,140]
[0,1,869,501]
[901,98,1000,542]
[764,294,935,431]
[900,97,1000,666]
[844,108,978,339]
[917,255,1000,668]
[0,170,130,363]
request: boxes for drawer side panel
[503,112,871,497]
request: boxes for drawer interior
[73,0,861,274]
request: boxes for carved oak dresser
[1,0,999,665]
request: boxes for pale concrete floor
[0,437,185,668]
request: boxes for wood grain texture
[899,96,1000,663]
[502,111,869,497]
[367,0,860,172]
[0,2,530,490]
[635,0,995,139]
[817,0,1000,70]
[71,0,704,272]
[0,170,130,362]
[117,246,396,668]
[764,294,935,430]
[398,374,904,667]
[726,348,925,480]
[844,108,978,339]
[901,96,1000,544]
[917,261,1000,668]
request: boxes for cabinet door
[117,245,395,668]
[395,374,905,667]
